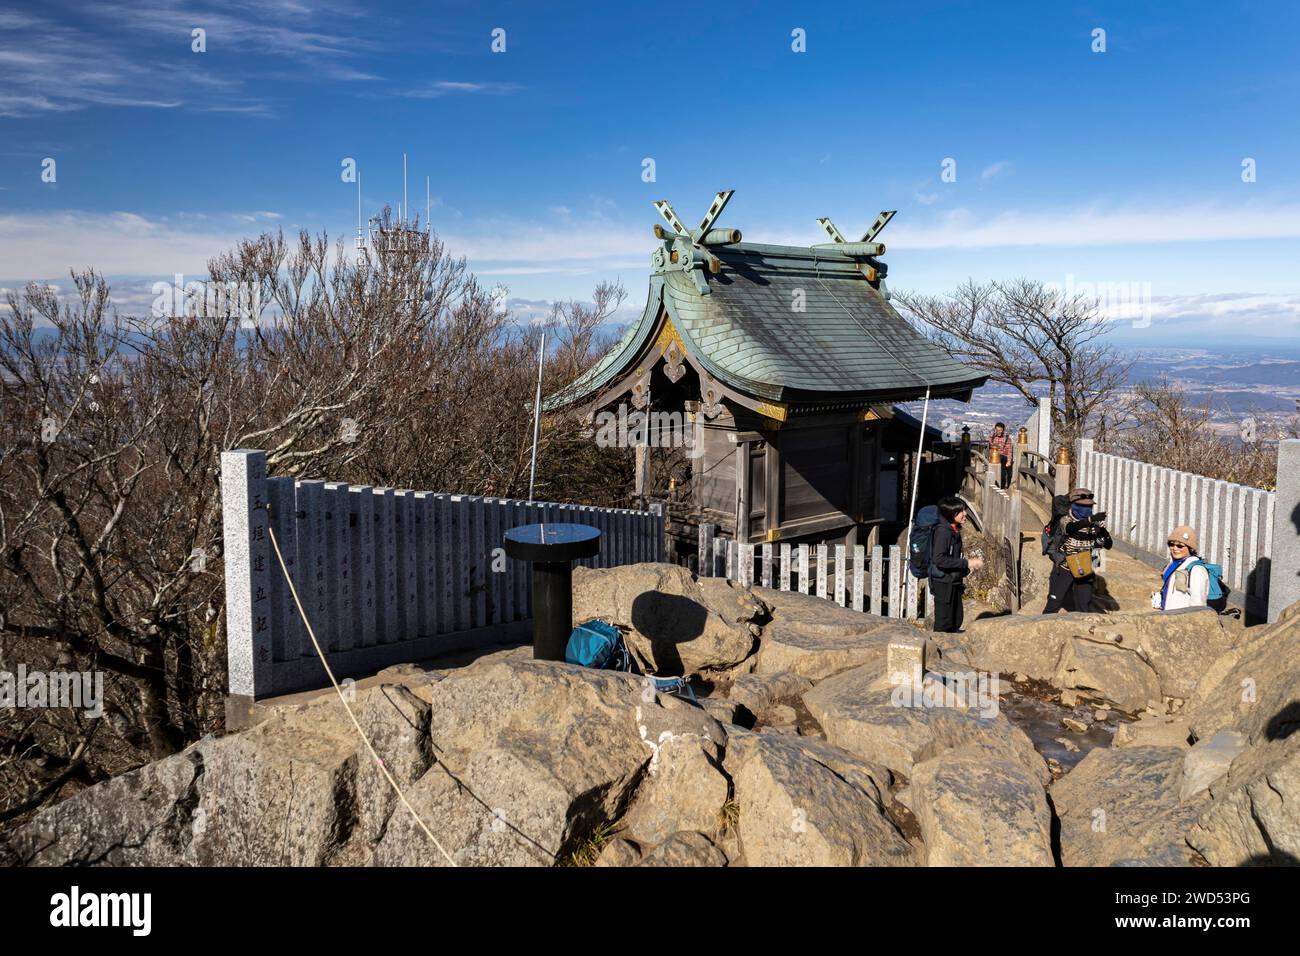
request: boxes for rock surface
[727,671,813,723]
[1180,730,1247,802]
[910,745,1054,866]
[965,609,1239,705]
[572,563,760,677]
[802,664,1048,784]
[723,731,913,867]
[7,562,1295,870]
[750,586,916,680]
[1188,734,1300,865]
[636,830,727,866]
[1051,745,1206,866]
[1054,637,1162,713]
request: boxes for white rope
[265,515,458,867]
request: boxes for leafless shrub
[0,214,627,824]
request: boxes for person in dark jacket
[929,496,984,633]
[1043,487,1113,613]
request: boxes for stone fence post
[1268,439,1300,623]
[221,450,272,702]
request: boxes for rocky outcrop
[571,563,761,677]
[750,586,915,680]
[622,736,729,847]
[1051,746,1207,866]
[727,671,812,723]
[910,745,1054,866]
[1054,636,1161,714]
[1187,735,1300,865]
[9,562,1295,869]
[722,730,913,866]
[637,830,727,866]
[7,654,732,868]
[1184,608,1300,742]
[801,664,1048,784]
[964,608,1239,713]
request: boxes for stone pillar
[699,522,716,577]
[1035,395,1051,459]
[1268,440,1300,623]
[221,450,272,700]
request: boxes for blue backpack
[565,619,698,704]
[908,505,942,579]
[566,619,634,670]
[1187,558,1228,603]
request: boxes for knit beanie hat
[1168,525,1198,551]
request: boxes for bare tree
[0,216,628,826]
[896,278,1131,452]
[1114,377,1289,490]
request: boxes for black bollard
[503,523,601,661]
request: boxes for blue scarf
[1159,558,1183,609]
[1070,504,1093,521]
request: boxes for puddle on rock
[997,674,1126,776]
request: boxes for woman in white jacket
[1152,525,1209,610]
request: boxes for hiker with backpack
[925,496,983,633]
[1152,526,1227,612]
[1042,487,1112,614]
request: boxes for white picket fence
[222,449,665,699]
[1075,438,1275,617]
[696,523,924,620]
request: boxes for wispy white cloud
[0,1,382,117]
[869,201,1300,250]
[980,160,1011,180]
[400,81,522,98]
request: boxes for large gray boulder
[801,664,1048,784]
[6,657,730,868]
[750,587,917,680]
[621,736,729,847]
[1053,636,1162,714]
[963,609,1239,703]
[571,563,760,677]
[376,658,726,866]
[2,748,202,867]
[910,745,1054,866]
[1185,609,1300,742]
[962,612,1069,681]
[1187,733,1300,865]
[1180,730,1247,802]
[1051,745,1206,866]
[722,731,914,867]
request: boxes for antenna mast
[355,171,363,250]
[403,152,408,227]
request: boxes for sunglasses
[1167,541,1189,548]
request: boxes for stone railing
[221,449,665,700]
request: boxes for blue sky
[3,0,1299,343]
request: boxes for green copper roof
[547,241,986,410]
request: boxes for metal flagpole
[528,327,547,501]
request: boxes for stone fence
[221,449,665,700]
[1075,438,1300,622]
